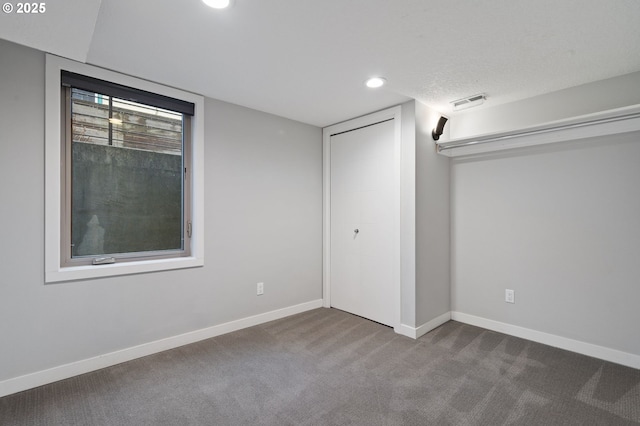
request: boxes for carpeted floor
[1,308,639,425]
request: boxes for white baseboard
[397,312,451,339]
[0,299,323,398]
[451,311,640,370]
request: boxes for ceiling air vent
[451,94,486,111]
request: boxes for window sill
[45,256,204,284]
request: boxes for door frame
[323,106,402,331]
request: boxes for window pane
[70,89,184,257]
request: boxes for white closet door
[330,119,395,327]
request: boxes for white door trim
[323,106,402,331]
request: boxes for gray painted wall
[451,71,640,138]
[399,100,451,329]
[450,75,640,356]
[451,133,640,356]
[415,101,450,326]
[0,39,322,382]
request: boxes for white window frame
[45,55,205,283]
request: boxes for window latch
[92,257,116,265]
[187,221,192,238]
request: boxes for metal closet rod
[436,110,640,152]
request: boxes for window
[61,72,193,266]
[45,56,204,282]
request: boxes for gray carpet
[1,308,639,425]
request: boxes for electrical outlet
[257,282,264,296]
[505,289,515,304]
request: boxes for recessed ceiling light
[202,0,231,9]
[365,77,387,89]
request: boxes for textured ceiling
[1,0,639,127]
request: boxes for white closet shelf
[436,105,640,157]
